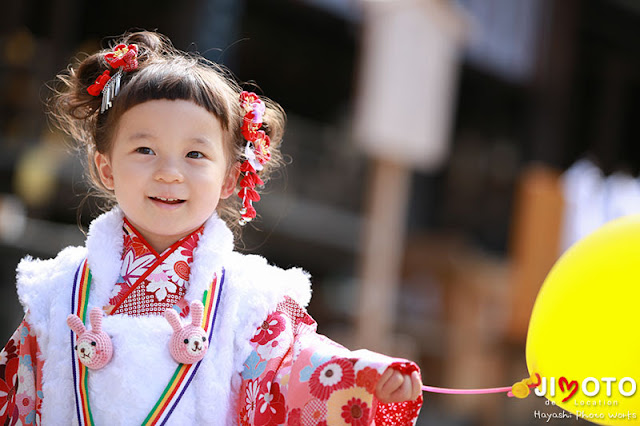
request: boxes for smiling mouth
[150,197,185,205]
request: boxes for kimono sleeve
[238,297,423,425]
[0,319,43,425]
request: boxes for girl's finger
[410,370,422,400]
[375,367,393,398]
[376,369,403,401]
[389,373,412,402]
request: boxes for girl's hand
[375,366,423,404]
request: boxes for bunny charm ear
[67,307,113,369]
[67,314,87,336]
[165,300,209,364]
[190,299,204,328]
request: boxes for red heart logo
[559,377,578,402]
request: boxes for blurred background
[0,0,638,424]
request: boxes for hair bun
[119,31,169,63]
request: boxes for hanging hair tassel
[100,69,123,113]
[237,91,271,226]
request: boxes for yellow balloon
[526,215,640,425]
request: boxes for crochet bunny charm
[67,308,113,369]
[165,300,209,364]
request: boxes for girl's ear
[94,151,115,190]
[220,162,240,200]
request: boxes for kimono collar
[102,219,205,315]
[121,217,204,260]
[85,207,234,312]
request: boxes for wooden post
[355,158,412,353]
[352,0,466,353]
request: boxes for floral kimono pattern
[239,297,422,425]
[0,322,41,425]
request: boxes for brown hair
[48,30,285,231]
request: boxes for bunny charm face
[67,308,113,369]
[165,300,209,364]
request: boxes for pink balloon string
[422,385,513,395]
[422,373,541,398]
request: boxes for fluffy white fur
[16,208,312,425]
[17,245,87,422]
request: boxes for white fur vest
[16,209,311,425]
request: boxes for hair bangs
[113,60,234,131]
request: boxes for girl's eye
[136,147,155,155]
[186,151,204,159]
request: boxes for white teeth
[155,197,180,202]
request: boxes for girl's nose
[153,159,184,183]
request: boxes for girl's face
[95,99,238,253]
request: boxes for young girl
[0,31,423,425]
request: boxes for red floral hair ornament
[237,91,271,226]
[87,70,112,96]
[87,43,139,113]
[104,44,139,72]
